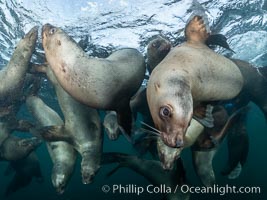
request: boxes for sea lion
[42,24,146,135]
[31,47,112,184]
[0,135,41,162]
[192,149,217,187]
[102,152,190,200]
[26,96,77,194]
[0,26,38,107]
[147,36,172,74]
[31,64,103,185]
[103,111,121,141]
[146,15,243,147]
[4,152,43,196]
[221,108,249,179]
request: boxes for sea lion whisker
[139,127,161,137]
[140,121,161,134]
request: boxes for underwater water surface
[0,0,267,200]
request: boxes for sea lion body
[192,149,217,186]
[5,152,43,196]
[221,108,249,179]
[26,96,77,194]
[40,66,103,184]
[0,26,38,106]
[147,16,243,148]
[102,153,190,200]
[0,135,41,162]
[42,24,146,134]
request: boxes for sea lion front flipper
[210,106,248,145]
[193,104,214,128]
[185,15,210,45]
[15,120,35,132]
[30,125,72,144]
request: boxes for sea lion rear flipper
[227,162,242,179]
[206,34,235,53]
[30,125,72,144]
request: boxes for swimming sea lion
[0,135,41,162]
[0,26,38,107]
[26,96,77,194]
[147,36,172,74]
[4,152,43,196]
[103,111,121,141]
[32,65,103,185]
[42,24,146,135]
[102,152,190,200]
[221,107,249,179]
[146,15,243,147]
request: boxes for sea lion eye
[160,106,171,118]
[49,28,56,35]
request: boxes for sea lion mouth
[161,132,184,148]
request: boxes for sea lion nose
[175,138,184,148]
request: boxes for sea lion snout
[25,26,38,41]
[161,131,184,148]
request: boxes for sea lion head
[157,138,182,170]
[103,112,120,141]
[81,150,101,184]
[52,162,72,194]
[147,74,193,148]
[147,36,172,73]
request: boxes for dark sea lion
[103,111,121,141]
[221,108,249,179]
[147,36,172,74]
[4,152,43,196]
[0,136,41,162]
[0,26,38,107]
[42,24,146,135]
[102,152,190,200]
[26,96,77,194]
[32,65,103,185]
[147,15,243,147]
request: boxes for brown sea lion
[26,96,77,194]
[42,24,146,135]
[147,15,243,147]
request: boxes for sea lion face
[157,138,182,170]
[52,163,72,194]
[147,36,172,73]
[147,75,193,148]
